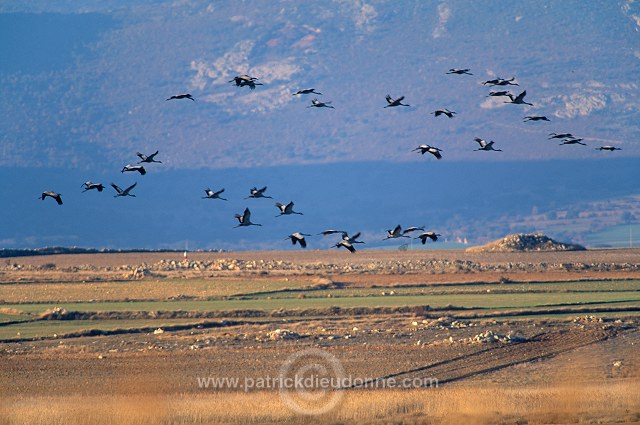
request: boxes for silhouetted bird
[166,93,195,101]
[334,239,356,253]
[202,188,228,201]
[487,91,512,97]
[122,165,146,175]
[474,138,502,152]
[40,191,63,205]
[111,182,137,198]
[447,68,473,75]
[560,138,586,146]
[234,208,261,227]
[81,182,105,192]
[293,88,322,95]
[342,231,365,245]
[416,232,441,244]
[275,201,303,217]
[402,226,424,235]
[136,151,162,164]
[307,98,334,108]
[523,115,550,122]
[319,229,348,236]
[383,225,410,240]
[596,146,622,151]
[286,232,311,248]
[433,108,456,118]
[549,133,575,140]
[245,186,272,199]
[384,95,409,108]
[505,90,533,106]
[229,75,262,89]
[413,144,443,159]
[482,77,518,86]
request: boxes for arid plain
[1,248,639,424]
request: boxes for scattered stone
[266,329,302,340]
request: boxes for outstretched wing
[124,182,137,193]
[474,138,485,147]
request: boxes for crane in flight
[286,232,311,248]
[275,201,303,217]
[166,93,195,101]
[245,186,273,199]
[334,239,357,253]
[446,68,473,75]
[523,115,550,122]
[202,188,228,201]
[122,165,147,175]
[40,191,63,205]
[474,138,502,152]
[384,95,409,108]
[560,138,586,146]
[136,151,162,164]
[433,108,456,118]
[319,229,348,236]
[234,208,262,227]
[413,144,443,159]
[504,90,533,106]
[81,182,105,192]
[416,232,441,244]
[383,225,411,240]
[482,77,518,86]
[487,91,512,97]
[342,231,365,245]
[111,182,137,198]
[229,75,262,89]
[307,98,334,108]
[293,88,322,96]
[549,132,575,140]
[402,226,424,235]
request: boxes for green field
[2,278,638,342]
[2,290,639,315]
[0,318,208,340]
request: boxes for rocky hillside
[466,233,586,253]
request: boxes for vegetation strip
[0,319,241,344]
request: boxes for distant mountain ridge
[0,1,639,170]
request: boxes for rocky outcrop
[466,233,585,253]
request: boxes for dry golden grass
[2,382,639,425]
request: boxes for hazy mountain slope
[2,158,637,250]
[1,1,639,170]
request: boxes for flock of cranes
[39,69,623,252]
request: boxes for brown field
[1,249,639,424]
